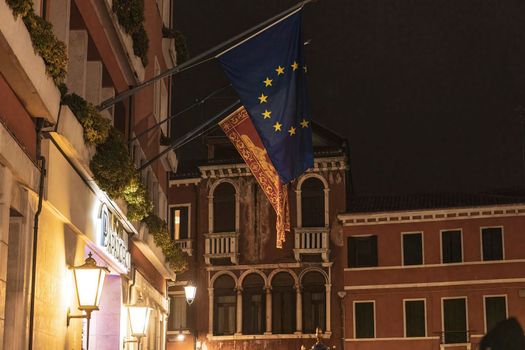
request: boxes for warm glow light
[176,331,185,342]
[128,305,151,337]
[71,253,109,311]
[184,282,196,305]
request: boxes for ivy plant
[144,214,188,273]
[112,0,149,66]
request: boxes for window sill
[207,332,332,341]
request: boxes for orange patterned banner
[219,107,290,248]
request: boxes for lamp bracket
[66,308,92,327]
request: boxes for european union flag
[218,10,313,183]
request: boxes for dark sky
[172,0,525,195]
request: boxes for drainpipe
[338,291,347,350]
[28,118,47,350]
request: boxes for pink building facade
[338,195,525,350]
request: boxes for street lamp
[125,293,152,350]
[184,281,197,305]
[176,326,186,341]
[67,252,110,350]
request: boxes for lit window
[170,206,189,240]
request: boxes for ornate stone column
[235,287,243,335]
[264,286,272,334]
[295,284,302,334]
[208,287,214,336]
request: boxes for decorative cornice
[199,156,348,180]
[168,177,201,187]
[338,204,525,226]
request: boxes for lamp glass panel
[129,306,151,336]
[74,268,106,308]
[184,285,196,303]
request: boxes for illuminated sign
[99,204,131,271]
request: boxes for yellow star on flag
[275,66,285,75]
[263,77,273,87]
[258,93,268,103]
[300,119,309,128]
[262,110,272,119]
[291,61,299,71]
[288,126,296,136]
[273,122,282,132]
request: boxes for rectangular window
[485,296,507,333]
[354,301,375,338]
[404,300,426,337]
[169,206,189,240]
[168,295,187,331]
[482,227,503,261]
[348,236,378,268]
[442,230,462,263]
[403,233,423,265]
[443,298,467,344]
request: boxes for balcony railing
[204,232,239,265]
[174,238,193,256]
[435,330,474,349]
[294,227,330,262]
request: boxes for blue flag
[218,10,313,183]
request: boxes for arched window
[213,275,236,335]
[301,177,325,227]
[242,274,265,334]
[302,271,326,333]
[272,272,296,334]
[213,182,236,232]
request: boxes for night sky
[172,0,525,195]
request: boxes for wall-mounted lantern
[125,293,152,350]
[184,281,196,305]
[67,252,109,350]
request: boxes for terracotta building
[338,194,525,350]
[0,0,180,348]
[166,124,349,350]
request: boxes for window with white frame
[213,275,236,335]
[402,232,423,265]
[442,298,467,344]
[300,177,325,227]
[354,301,375,338]
[168,294,187,331]
[404,299,425,337]
[441,230,462,263]
[212,182,236,232]
[482,227,503,261]
[484,296,507,333]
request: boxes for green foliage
[144,214,188,273]
[132,26,149,66]
[21,11,68,84]
[90,129,134,198]
[62,93,111,145]
[6,0,33,18]
[123,176,153,221]
[162,26,189,64]
[112,0,149,66]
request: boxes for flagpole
[97,0,314,112]
[137,100,240,171]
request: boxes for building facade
[0,0,180,348]
[166,125,349,350]
[338,194,525,350]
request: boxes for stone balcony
[204,232,239,265]
[174,238,193,256]
[293,227,330,262]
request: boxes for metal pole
[97,0,314,111]
[86,314,91,350]
[137,100,240,171]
